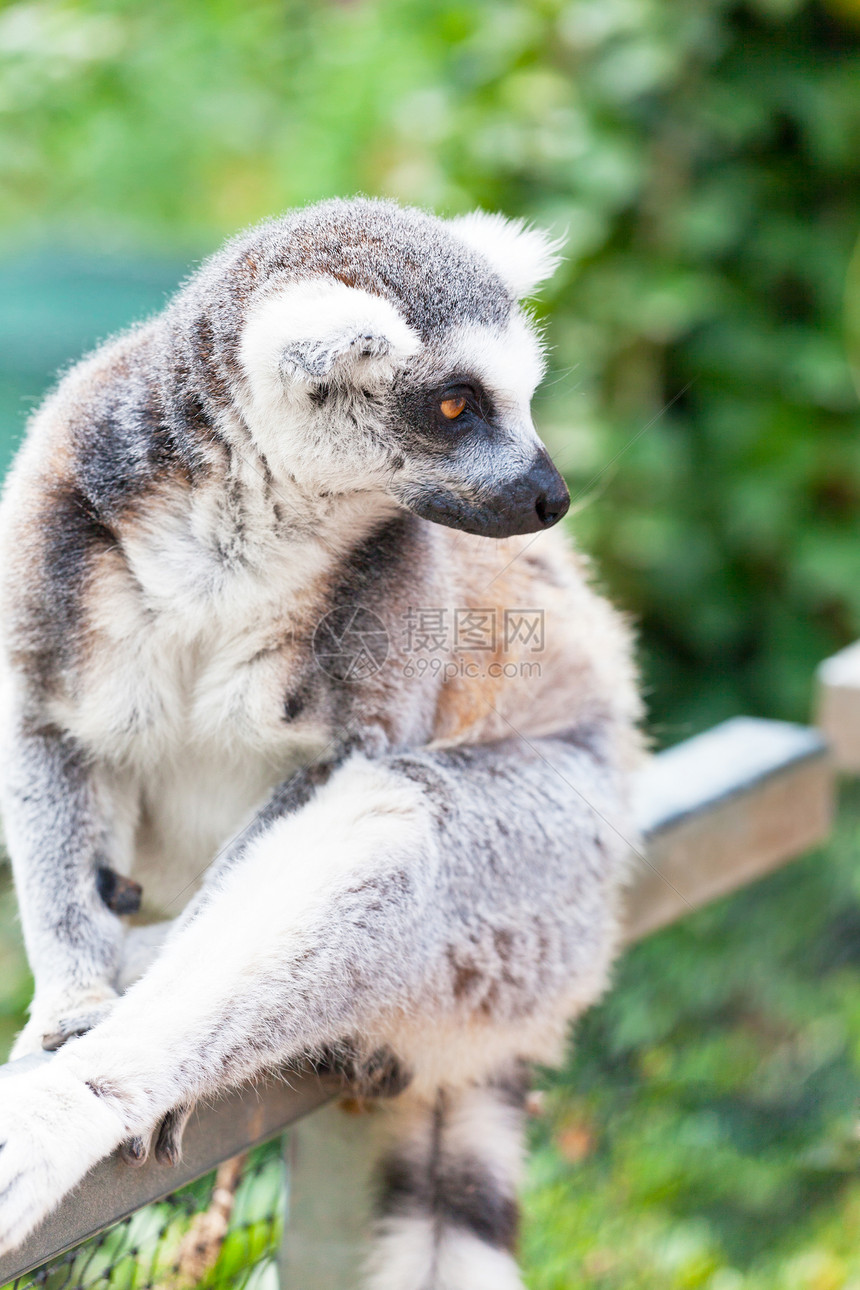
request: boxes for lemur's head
[233,198,569,539]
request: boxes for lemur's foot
[120,1103,193,1169]
[313,1043,412,1099]
[0,1061,125,1257]
[10,987,119,1060]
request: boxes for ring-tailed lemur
[0,198,641,1287]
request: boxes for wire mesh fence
[2,1139,285,1290]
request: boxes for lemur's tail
[365,1072,528,1290]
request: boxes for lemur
[0,198,640,1288]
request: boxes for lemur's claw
[313,1043,411,1099]
[119,1135,150,1168]
[154,1105,192,1166]
[41,1025,91,1052]
[11,990,118,1063]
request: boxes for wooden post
[626,717,832,940]
[816,641,860,771]
[279,1102,391,1290]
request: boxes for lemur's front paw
[41,996,118,1053]
[11,987,119,1060]
[0,1062,125,1257]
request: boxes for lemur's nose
[535,489,569,527]
[527,450,570,529]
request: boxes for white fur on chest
[65,524,333,761]
[54,481,374,915]
[95,604,332,915]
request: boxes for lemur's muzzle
[469,446,570,537]
[405,448,571,539]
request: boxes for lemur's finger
[310,1042,411,1099]
[118,1105,192,1170]
[154,1104,193,1167]
[359,1046,412,1099]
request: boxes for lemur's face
[388,312,569,539]
[237,204,569,539]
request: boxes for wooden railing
[0,653,854,1286]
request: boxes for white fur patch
[368,1011,569,1096]
[365,1219,525,1290]
[116,920,176,991]
[449,211,563,299]
[364,1217,436,1290]
[434,1231,525,1290]
[441,315,546,416]
[236,280,420,490]
[443,1086,525,1194]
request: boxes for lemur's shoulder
[0,321,191,700]
[0,318,181,568]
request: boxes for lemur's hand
[0,1061,125,1257]
[10,986,119,1060]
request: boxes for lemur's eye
[440,395,467,420]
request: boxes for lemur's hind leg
[0,732,630,1266]
[108,760,363,1169]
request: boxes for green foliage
[0,885,31,1061]
[0,1133,284,1289]
[1,0,859,733]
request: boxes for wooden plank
[816,641,860,771]
[625,717,833,941]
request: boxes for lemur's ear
[449,211,563,299]
[241,279,420,389]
